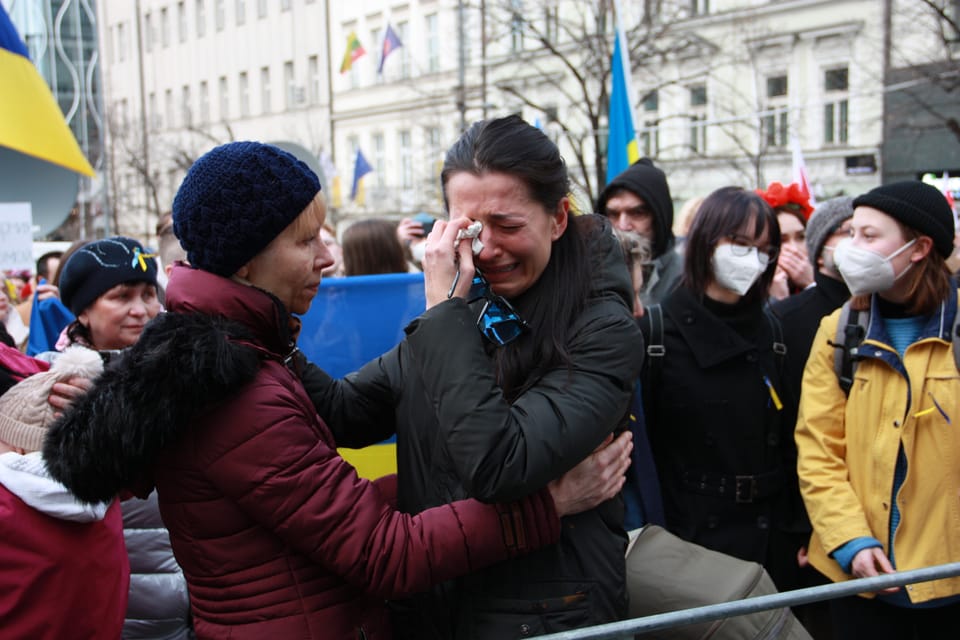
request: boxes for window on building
[426,13,439,73]
[510,0,524,52]
[165,89,174,129]
[308,55,319,104]
[425,125,442,178]
[218,75,228,120]
[215,0,225,31]
[281,0,291,10]
[178,2,188,42]
[117,98,128,128]
[690,0,709,16]
[948,0,960,41]
[117,22,127,61]
[823,67,849,144]
[236,0,245,25]
[148,91,158,130]
[284,61,296,108]
[239,71,250,116]
[399,130,413,189]
[181,84,192,127]
[144,13,154,52]
[544,4,559,42]
[161,7,170,47]
[370,27,382,83]
[257,0,267,18]
[196,0,206,38]
[199,80,209,123]
[762,74,788,148]
[373,133,386,188]
[640,90,659,157]
[260,66,271,113]
[689,84,707,153]
[398,21,411,79]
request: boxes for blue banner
[298,272,426,478]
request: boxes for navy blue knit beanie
[172,141,321,276]
[853,181,954,258]
[59,237,159,315]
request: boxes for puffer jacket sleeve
[795,310,874,554]
[404,296,642,503]
[299,349,400,448]
[204,367,560,599]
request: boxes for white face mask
[833,237,916,296]
[711,244,766,297]
[410,240,427,264]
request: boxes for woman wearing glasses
[305,116,643,638]
[637,186,803,592]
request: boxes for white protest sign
[0,202,35,271]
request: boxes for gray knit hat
[805,196,855,266]
[0,347,103,452]
[853,181,955,258]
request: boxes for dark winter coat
[640,287,800,590]
[303,217,643,639]
[43,266,561,640]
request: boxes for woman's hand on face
[48,376,94,417]
[850,547,900,594]
[768,266,790,301]
[778,244,814,289]
[547,431,633,517]
[423,218,477,309]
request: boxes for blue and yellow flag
[0,6,94,176]
[350,148,372,203]
[606,26,639,183]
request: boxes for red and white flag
[791,136,817,209]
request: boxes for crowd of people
[1,114,959,640]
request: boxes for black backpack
[831,299,960,396]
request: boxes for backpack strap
[646,303,665,384]
[640,304,666,431]
[832,301,868,396]
[765,308,787,375]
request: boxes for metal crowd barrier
[537,562,960,639]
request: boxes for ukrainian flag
[0,6,94,176]
[606,24,639,183]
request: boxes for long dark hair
[682,186,781,306]
[342,218,409,276]
[441,115,592,400]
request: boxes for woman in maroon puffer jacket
[43,141,631,640]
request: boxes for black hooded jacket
[597,159,683,305]
[302,215,644,639]
[597,158,674,259]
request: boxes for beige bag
[625,525,812,640]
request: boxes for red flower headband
[756,181,814,220]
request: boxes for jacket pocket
[458,581,597,639]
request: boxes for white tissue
[455,221,484,255]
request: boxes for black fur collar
[43,312,262,503]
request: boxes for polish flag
[791,136,817,209]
